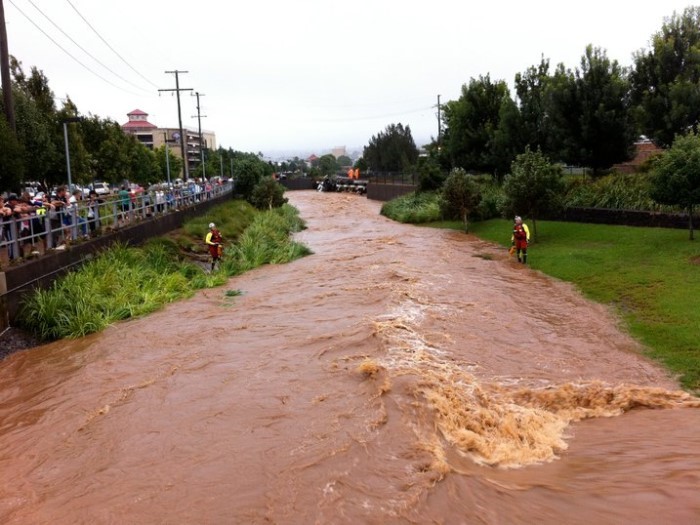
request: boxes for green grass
[19,201,310,341]
[457,219,700,392]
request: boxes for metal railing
[1,182,233,266]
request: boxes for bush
[249,177,288,209]
[439,168,482,231]
[380,191,441,223]
[562,173,658,210]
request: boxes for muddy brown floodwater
[1,191,699,524]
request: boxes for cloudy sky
[3,0,694,158]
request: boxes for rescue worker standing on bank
[511,216,530,264]
[205,222,223,271]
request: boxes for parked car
[91,182,112,196]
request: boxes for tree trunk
[462,211,468,233]
[532,218,538,243]
[689,205,695,241]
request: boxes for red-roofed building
[613,138,664,174]
[121,110,217,178]
[122,109,158,148]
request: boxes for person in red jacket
[205,222,223,271]
[511,216,530,264]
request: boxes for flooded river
[1,191,698,524]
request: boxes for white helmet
[209,223,215,229]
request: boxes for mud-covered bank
[0,327,40,360]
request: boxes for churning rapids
[1,191,699,524]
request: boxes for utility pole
[191,91,206,180]
[0,0,15,131]
[159,70,192,181]
[437,94,442,151]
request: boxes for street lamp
[62,117,82,192]
[163,131,176,189]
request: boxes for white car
[92,182,112,196]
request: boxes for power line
[65,0,159,89]
[25,0,152,94]
[7,0,143,97]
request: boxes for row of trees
[0,57,273,194]
[441,135,700,241]
[0,58,179,192]
[360,7,700,182]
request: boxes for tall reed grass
[19,202,310,340]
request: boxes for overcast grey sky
[4,0,695,157]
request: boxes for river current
[1,190,698,524]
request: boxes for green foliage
[354,157,368,172]
[650,134,700,239]
[441,74,511,174]
[468,218,700,392]
[317,154,339,176]
[363,123,418,172]
[19,242,196,340]
[19,201,310,340]
[12,88,57,183]
[249,177,288,209]
[503,148,565,237]
[220,205,310,276]
[491,94,526,179]
[0,113,25,189]
[154,144,183,184]
[233,157,266,200]
[474,179,507,220]
[439,168,482,231]
[562,173,657,210]
[416,156,446,192]
[380,191,441,223]
[337,155,353,167]
[182,199,257,245]
[514,57,552,153]
[546,46,636,173]
[630,7,700,147]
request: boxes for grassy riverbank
[429,218,700,392]
[19,201,310,341]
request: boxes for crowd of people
[1,180,232,265]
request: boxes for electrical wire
[65,0,159,89]
[7,0,144,97]
[26,0,152,94]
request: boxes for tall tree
[491,94,525,180]
[546,46,635,174]
[0,113,25,189]
[233,157,266,200]
[441,74,510,174]
[318,154,339,176]
[363,123,418,172]
[154,144,183,184]
[630,7,700,147]
[650,133,700,240]
[514,57,552,153]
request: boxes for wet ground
[0,327,40,360]
[1,191,698,524]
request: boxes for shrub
[380,191,441,223]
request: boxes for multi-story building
[121,109,217,178]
